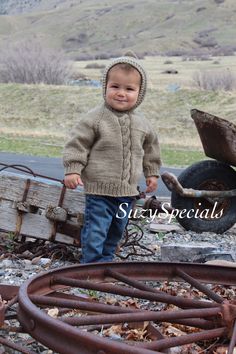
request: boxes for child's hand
[145,176,158,193]
[64,174,83,189]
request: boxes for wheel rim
[193,179,230,220]
[16,262,236,354]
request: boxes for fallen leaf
[47,307,59,318]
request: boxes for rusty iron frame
[161,109,236,199]
[191,109,236,167]
[161,171,236,198]
[1,262,233,354]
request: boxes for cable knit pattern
[63,104,161,197]
[119,114,131,183]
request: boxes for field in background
[74,55,236,89]
[0,56,236,167]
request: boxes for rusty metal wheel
[16,262,236,354]
[193,179,229,219]
[171,160,236,233]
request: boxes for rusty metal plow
[1,262,236,353]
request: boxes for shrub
[70,71,87,80]
[85,63,106,69]
[165,49,187,57]
[73,53,95,61]
[196,7,206,12]
[211,45,236,56]
[162,69,178,74]
[0,39,71,85]
[192,69,236,91]
[94,53,110,60]
[164,60,173,64]
[193,36,218,48]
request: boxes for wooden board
[0,172,85,246]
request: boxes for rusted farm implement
[1,262,236,353]
[162,109,236,234]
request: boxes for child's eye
[111,85,118,88]
[127,87,134,91]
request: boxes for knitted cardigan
[63,103,161,197]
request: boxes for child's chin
[112,104,129,111]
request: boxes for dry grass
[1,56,236,156]
[73,55,236,90]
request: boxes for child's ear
[123,50,138,59]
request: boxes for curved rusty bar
[0,162,64,184]
[161,171,236,198]
[17,262,236,354]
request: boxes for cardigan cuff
[143,167,160,178]
[64,162,84,176]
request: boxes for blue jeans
[80,195,134,263]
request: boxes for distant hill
[0,0,235,59]
[0,0,75,15]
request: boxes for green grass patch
[161,146,206,167]
[0,136,63,157]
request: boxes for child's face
[105,66,141,111]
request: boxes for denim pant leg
[80,195,113,263]
[102,198,134,261]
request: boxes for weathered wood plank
[0,207,18,233]
[0,206,79,245]
[0,172,85,214]
[0,172,84,246]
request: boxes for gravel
[0,219,236,353]
[1,219,236,285]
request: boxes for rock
[38,258,51,267]
[196,252,234,263]
[31,257,51,267]
[0,259,13,268]
[21,250,34,259]
[205,260,236,267]
[149,223,182,233]
[24,259,33,269]
[161,242,219,262]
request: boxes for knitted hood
[102,55,147,110]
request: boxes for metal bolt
[29,319,35,331]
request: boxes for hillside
[0,0,235,58]
[0,0,75,15]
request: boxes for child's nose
[117,89,125,96]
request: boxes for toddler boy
[63,54,161,263]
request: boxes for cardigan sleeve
[63,113,96,176]
[142,124,162,178]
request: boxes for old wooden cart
[162,109,236,234]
